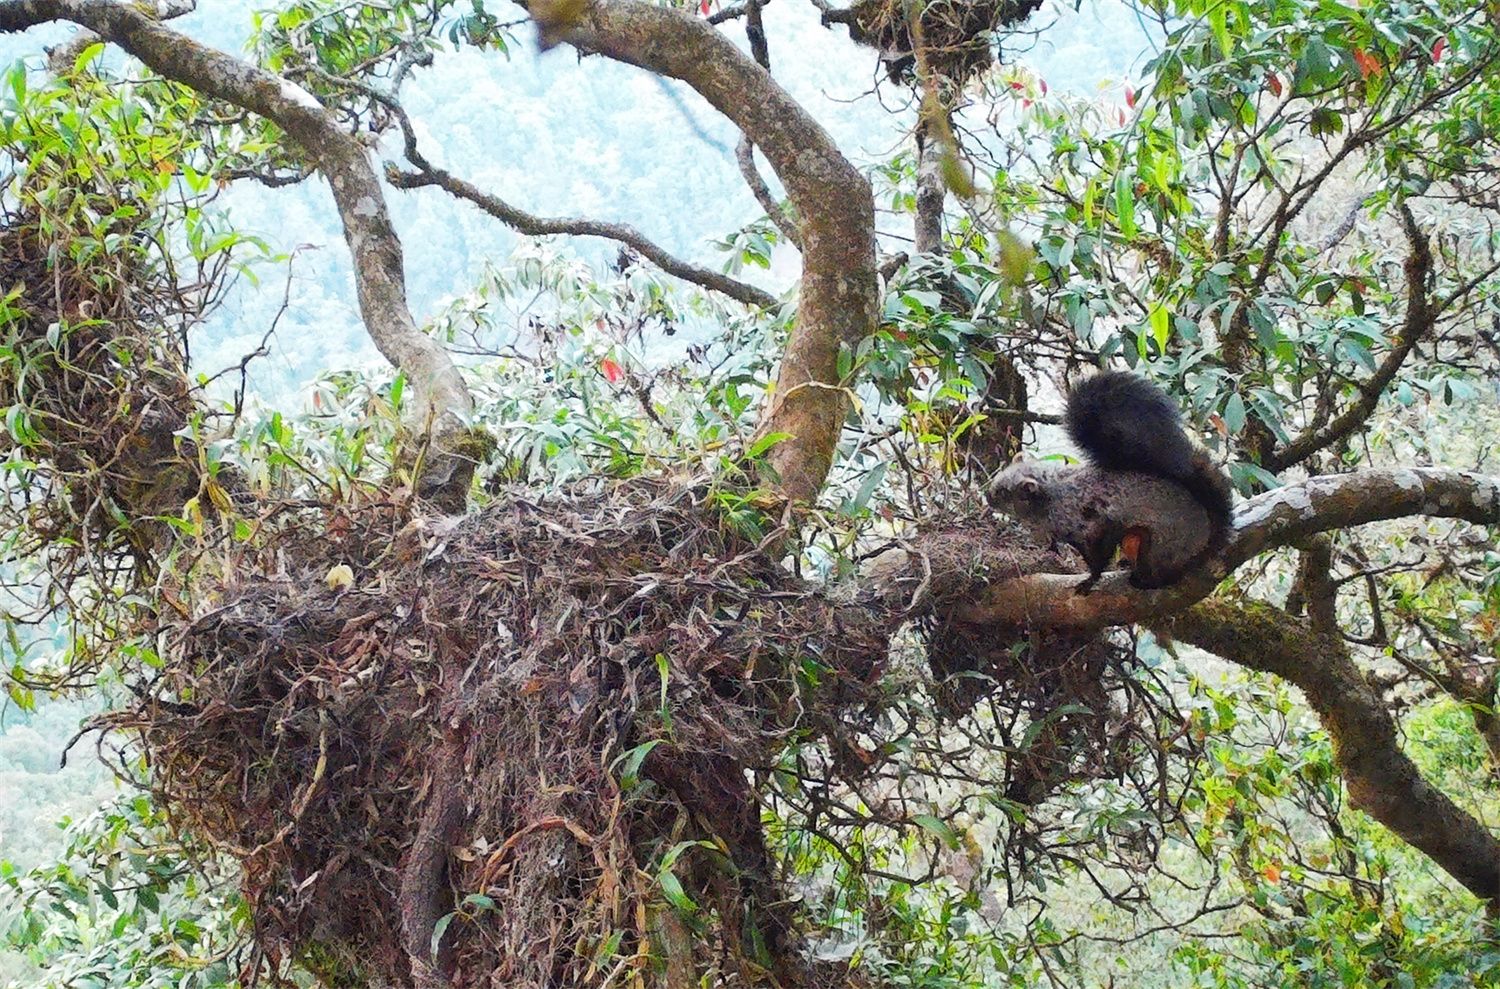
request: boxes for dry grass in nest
[101,479,1162,986]
[910,516,1136,806]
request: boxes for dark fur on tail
[1065,370,1233,530]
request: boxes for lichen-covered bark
[1163,599,1500,903]
[550,0,879,505]
[860,466,1500,903]
[0,0,479,508]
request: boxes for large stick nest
[5,168,1161,988]
[130,480,899,987]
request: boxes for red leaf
[1022,98,1032,109]
[1039,78,1048,95]
[601,358,623,383]
[1431,36,1447,63]
[1124,85,1136,108]
[1009,80,1024,91]
[1266,72,1283,97]
[1117,107,1126,126]
[1352,48,1381,79]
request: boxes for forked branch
[387,165,777,308]
[1164,598,1500,903]
[1264,204,1434,473]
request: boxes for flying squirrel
[988,371,1235,593]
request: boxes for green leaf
[1296,36,1332,90]
[592,930,625,969]
[1232,461,1281,491]
[659,840,713,873]
[912,814,961,850]
[848,462,888,514]
[745,432,791,460]
[461,893,496,912]
[1114,170,1138,240]
[904,290,942,313]
[657,869,698,914]
[1222,391,1247,434]
[7,61,25,105]
[74,42,106,75]
[1149,304,1170,353]
[610,740,661,788]
[430,911,454,959]
[1208,4,1232,56]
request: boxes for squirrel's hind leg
[1072,523,1124,596]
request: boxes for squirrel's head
[986,459,1058,520]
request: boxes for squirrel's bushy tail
[1065,370,1233,528]
[1182,449,1234,531]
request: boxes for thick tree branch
[541,0,879,505]
[908,467,1500,629]
[1162,598,1500,903]
[1263,203,1433,473]
[1285,534,1337,632]
[866,468,1500,902]
[387,165,777,308]
[0,0,480,508]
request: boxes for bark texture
[913,121,946,255]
